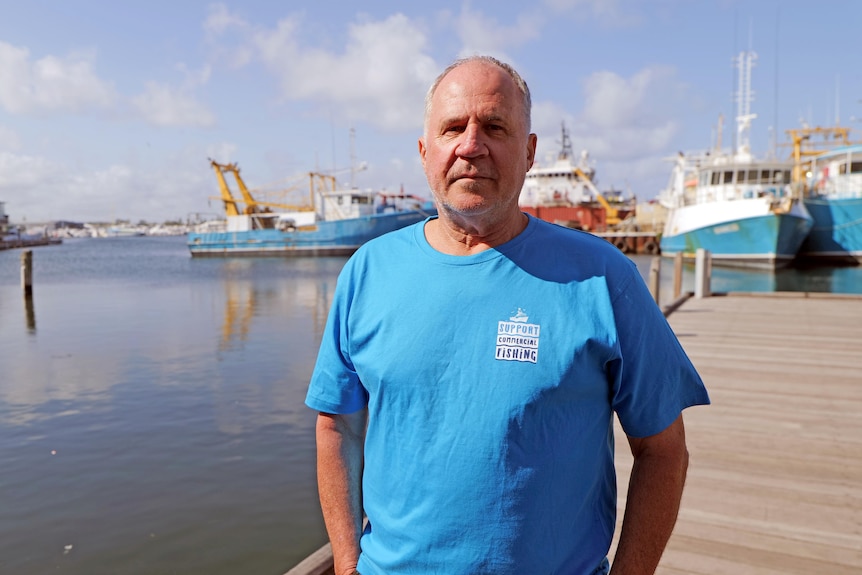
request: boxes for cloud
[0,149,214,223]
[0,41,116,115]
[569,66,687,159]
[0,125,20,151]
[204,8,439,131]
[253,13,438,131]
[131,80,215,128]
[453,6,543,58]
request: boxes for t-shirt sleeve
[305,267,369,414]
[608,262,710,438]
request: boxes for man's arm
[611,414,689,575]
[316,409,367,575]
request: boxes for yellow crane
[573,167,621,226]
[209,159,313,216]
[784,126,854,186]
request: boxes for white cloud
[570,66,687,159]
[453,6,543,58]
[203,3,254,67]
[0,125,20,151]
[0,150,213,223]
[204,10,439,131]
[0,41,116,114]
[131,81,215,128]
[254,13,438,131]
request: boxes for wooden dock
[287,291,862,575]
[611,292,862,574]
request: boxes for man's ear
[526,133,537,170]
[418,137,427,168]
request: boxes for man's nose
[455,124,488,158]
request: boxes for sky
[1,0,860,224]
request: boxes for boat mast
[734,50,758,159]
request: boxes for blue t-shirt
[306,215,709,575]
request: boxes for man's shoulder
[526,217,631,261]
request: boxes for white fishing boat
[658,50,812,269]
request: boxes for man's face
[419,62,536,220]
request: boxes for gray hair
[423,55,532,133]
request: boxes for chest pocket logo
[495,308,540,364]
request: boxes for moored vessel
[787,126,862,264]
[658,50,812,269]
[518,123,635,233]
[187,160,435,258]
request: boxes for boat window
[839,163,847,175]
[711,171,720,185]
[723,171,733,184]
[747,169,759,183]
[736,170,747,183]
[760,169,770,182]
[851,161,862,174]
[783,171,791,183]
[700,172,709,186]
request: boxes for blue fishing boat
[188,160,435,257]
[658,50,812,269]
[789,131,862,264]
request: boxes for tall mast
[734,50,758,158]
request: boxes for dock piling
[21,249,33,297]
[694,249,711,298]
[673,252,683,299]
[648,256,661,303]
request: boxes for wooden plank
[611,293,862,574]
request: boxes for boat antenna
[772,5,780,158]
[558,121,573,161]
[349,126,357,189]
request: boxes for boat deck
[611,292,862,574]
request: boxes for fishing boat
[786,126,862,264]
[658,50,812,269]
[518,123,634,233]
[187,160,435,257]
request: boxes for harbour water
[1,236,860,575]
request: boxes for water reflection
[24,293,36,333]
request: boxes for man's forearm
[611,416,689,575]
[316,410,367,575]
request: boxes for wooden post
[648,256,661,304]
[695,249,711,298]
[673,252,684,299]
[21,249,33,297]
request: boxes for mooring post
[648,256,661,304]
[695,249,711,298]
[673,252,684,299]
[21,249,33,297]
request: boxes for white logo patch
[496,308,540,363]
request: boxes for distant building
[0,201,8,236]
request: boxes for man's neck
[424,210,528,256]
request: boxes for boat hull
[187,209,433,257]
[798,196,862,264]
[660,199,813,269]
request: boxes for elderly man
[306,55,709,575]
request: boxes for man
[306,55,709,575]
